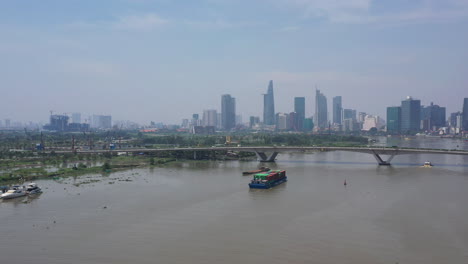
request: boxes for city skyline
[1,91,466,128]
[1,1,468,124]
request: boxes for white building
[202,109,217,127]
[362,115,385,131]
[276,113,288,130]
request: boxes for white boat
[1,186,27,199]
[26,183,42,194]
[422,161,433,168]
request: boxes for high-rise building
[217,113,222,129]
[420,102,446,131]
[362,115,384,131]
[332,96,342,125]
[343,109,356,121]
[401,96,421,133]
[387,106,401,133]
[46,115,69,131]
[304,118,314,131]
[191,114,201,126]
[294,97,305,131]
[5,119,11,128]
[463,98,468,131]
[71,113,81,124]
[288,112,298,131]
[221,94,236,130]
[202,110,217,127]
[249,116,260,128]
[263,80,275,125]
[314,89,328,129]
[358,112,366,123]
[275,113,288,130]
[92,115,112,129]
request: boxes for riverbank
[0,156,177,184]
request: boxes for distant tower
[263,80,275,125]
[202,110,218,127]
[221,94,236,130]
[332,96,342,125]
[463,98,468,131]
[294,97,305,131]
[314,89,328,129]
[401,96,421,134]
[386,106,401,133]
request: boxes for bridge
[48,146,468,166]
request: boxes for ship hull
[249,176,287,189]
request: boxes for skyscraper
[294,97,305,131]
[332,96,342,125]
[463,98,468,131]
[221,94,236,130]
[263,80,275,125]
[420,102,446,130]
[343,109,356,121]
[314,89,328,129]
[387,106,401,133]
[202,110,217,127]
[401,96,421,133]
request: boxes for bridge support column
[255,151,279,162]
[193,151,197,160]
[371,150,396,166]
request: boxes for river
[1,137,467,264]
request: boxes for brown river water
[1,137,468,264]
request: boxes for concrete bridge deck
[47,146,468,165]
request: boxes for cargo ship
[242,166,270,175]
[249,170,287,189]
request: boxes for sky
[1,0,468,125]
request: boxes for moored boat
[1,186,27,199]
[26,183,42,194]
[242,166,270,175]
[249,170,287,189]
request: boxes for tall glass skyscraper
[463,98,468,131]
[263,80,275,125]
[332,96,342,125]
[387,106,401,133]
[221,94,236,130]
[315,90,328,129]
[401,96,421,133]
[294,97,305,131]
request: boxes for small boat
[26,183,42,194]
[242,166,270,175]
[1,186,27,199]
[421,161,433,168]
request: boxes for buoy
[344,180,347,186]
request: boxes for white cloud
[56,60,123,76]
[64,13,168,31]
[114,13,168,31]
[277,0,468,24]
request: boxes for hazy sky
[1,0,467,124]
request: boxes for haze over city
[1,0,467,124]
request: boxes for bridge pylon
[255,151,279,162]
[371,150,396,166]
